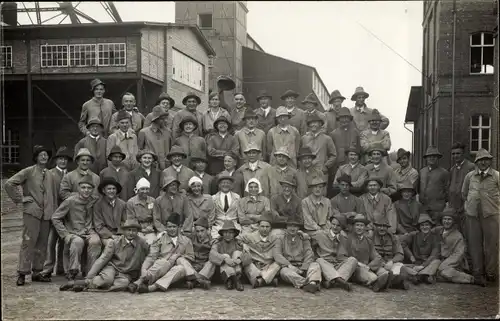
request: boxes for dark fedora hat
[301,93,318,106]
[213,116,232,131]
[182,92,202,105]
[396,148,411,162]
[242,109,258,120]
[167,146,187,159]
[156,92,175,107]
[306,113,324,126]
[256,90,273,102]
[86,117,104,129]
[54,146,73,162]
[297,146,316,159]
[98,177,123,195]
[336,107,353,121]
[115,110,132,123]
[90,78,106,92]
[280,89,299,100]
[32,145,52,163]
[179,115,199,131]
[328,90,346,104]
[150,106,169,123]
[107,145,126,161]
[218,220,240,236]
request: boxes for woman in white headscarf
[186,176,215,234]
[237,178,271,234]
[126,177,157,245]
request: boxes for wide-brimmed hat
[107,145,126,161]
[364,177,384,189]
[162,176,181,190]
[243,142,261,154]
[194,216,209,229]
[275,106,291,118]
[336,107,353,120]
[217,174,234,185]
[328,90,346,104]
[274,146,291,159]
[396,148,411,162]
[218,220,240,236]
[344,146,361,156]
[32,145,52,163]
[350,86,369,101]
[297,146,316,159]
[98,177,123,195]
[331,214,347,229]
[74,148,95,163]
[116,110,132,123]
[301,93,318,106]
[337,174,352,186]
[167,145,187,159]
[156,92,175,107]
[308,177,327,187]
[213,116,232,131]
[280,89,299,100]
[439,207,457,222]
[423,146,443,158]
[182,91,202,105]
[122,218,141,230]
[78,175,95,188]
[86,117,104,129]
[474,148,493,163]
[399,181,416,194]
[256,90,273,102]
[368,109,382,122]
[352,213,370,225]
[416,213,435,226]
[306,113,324,126]
[373,217,391,228]
[367,143,388,156]
[179,115,199,131]
[136,149,158,162]
[90,78,105,92]
[242,109,258,120]
[258,211,275,225]
[166,213,181,226]
[54,146,73,162]
[150,106,169,123]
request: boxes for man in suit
[210,175,242,239]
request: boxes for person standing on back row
[78,79,117,138]
[349,86,389,132]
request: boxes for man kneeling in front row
[60,218,149,292]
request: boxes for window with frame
[1,128,20,164]
[198,13,213,29]
[69,44,96,67]
[470,32,495,74]
[41,45,68,67]
[98,43,126,66]
[470,114,491,152]
[172,48,204,91]
[1,46,12,68]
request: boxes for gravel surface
[1,231,499,320]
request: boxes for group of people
[5,78,499,295]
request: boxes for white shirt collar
[373,164,380,169]
[350,163,358,168]
[56,166,66,173]
[220,132,228,139]
[89,134,99,140]
[173,164,183,172]
[196,172,205,178]
[171,236,178,245]
[371,130,379,135]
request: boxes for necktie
[224,194,229,212]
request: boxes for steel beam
[34,2,41,24]
[33,85,79,125]
[107,2,122,22]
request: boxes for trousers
[316,257,358,282]
[279,262,322,288]
[404,259,441,276]
[219,251,244,279]
[244,262,281,285]
[437,257,474,284]
[178,257,216,280]
[352,264,387,286]
[88,264,133,291]
[64,234,102,273]
[18,214,51,275]
[41,223,65,275]
[465,214,499,278]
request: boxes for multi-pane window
[1,129,20,164]
[41,45,68,67]
[172,48,204,91]
[470,32,495,74]
[470,115,491,152]
[69,44,96,67]
[1,46,12,68]
[98,43,126,66]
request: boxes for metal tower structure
[0,2,122,26]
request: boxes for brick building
[405,0,498,170]
[1,22,215,172]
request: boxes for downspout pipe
[404,122,414,164]
[451,0,457,144]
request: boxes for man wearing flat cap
[419,146,450,221]
[5,145,58,286]
[75,117,108,175]
[349,86,389,132]
[462,149,499,285]
[133,213,196,293]
[60,218,149,293]
[79,78,117,138]
[138,105,172,171]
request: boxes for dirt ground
[1,230,499,320]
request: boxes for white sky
[17,1,423,151]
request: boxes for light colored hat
[424,146,443,158]
[350,86,369,101]
[162,176,181,190]
[245,178,263,194]
[275,106,290,118]
[243,142,261,153]
[74,148,95,162]
[474,148,493,163]
[188,176,203,186]
[135,178,151,191]
[274,146,290,158]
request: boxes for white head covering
[135,178,151,194]
[245,178,263,194]
[188,176,203,186]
